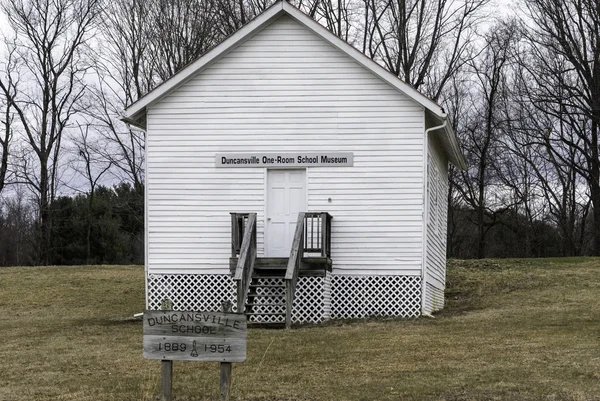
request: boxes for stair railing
[303,212,332,258]
[233,213,257,314]
[285,212,306,329]
[230,213,251,257]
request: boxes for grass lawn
[0,258,599,400]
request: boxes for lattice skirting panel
[147,274,237,312]
[147,273,422,322]
[331,275,422,319]
[293,274,330,324]
[147,274,331,324]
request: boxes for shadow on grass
[70,316,143,328]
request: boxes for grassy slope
[0,259,599,401]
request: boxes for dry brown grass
[1,258,599,400]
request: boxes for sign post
[219,301,233,401]
[159,300,173,401]
[161,357,172,401]
[143,302,247,400]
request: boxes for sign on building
[216,152,354,167]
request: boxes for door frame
[263,168,308,257]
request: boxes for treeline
[448,207,593,259]
[0,0,599,265]
[0,184,143,266]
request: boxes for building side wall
[423,135,449,314]
[146,15,425,276]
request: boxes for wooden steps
[244,273,286,325]
[231,212,332,328]
[233,256,332,325]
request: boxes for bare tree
[519,0,600,254]
[0,103,10,195]
[363,0,489,100]
[212,0,274,35]
[0,186,36,266]
[0,65,14,196]
[69,124,113,264]
[452,20,517,258]
[147,0,222,82]
[444,71,471,256]
[85,79,145,190]
[0,0,100,264]
[494,128,545,257]
[508,68,592,256]
[84,0,157,191]
[294,0,352,39]
[100,0,155,107]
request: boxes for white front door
[266,169,306,257]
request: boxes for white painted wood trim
[421,112,429,314]
[262,168,268,257]
[442,120,467,170]
[421,119,448,314]
[144,128,150,308]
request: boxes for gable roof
[121,0,466,169]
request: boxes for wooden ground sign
[143,310,247,362]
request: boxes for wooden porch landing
[229,257,331,277]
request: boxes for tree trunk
[86,192,93,265]
[477,202,485,259]
[590,119,600,255]
[39,160,50,265]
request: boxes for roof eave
[426,111,467,171]
[444,123,467,170]
[121,112,147,130]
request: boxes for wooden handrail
[285,212,305,329]
[230,213,251,257]
[302,212,332,258]
[233,213,257,314]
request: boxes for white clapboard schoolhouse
[122,1,466,326]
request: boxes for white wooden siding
[146,15,425,276]
[423,282,444,314]
[423,135,449,313]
